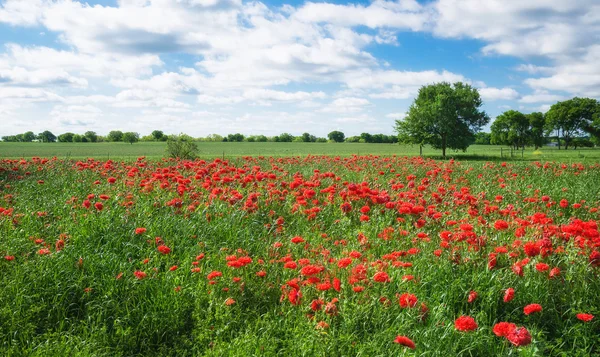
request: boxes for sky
[1,0,599,138]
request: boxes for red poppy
[157,245,171,255]
[373,271,390,283]
[576,313,594,322]
[506,327,532,347]
[398,293,418,308]
[134,270,147,280]
[504,288,515,303]
[493,322,516,337]
[394,335,415,349]
[454,316,477,331]
[524,303,542,315]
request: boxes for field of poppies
[0,155,598,356]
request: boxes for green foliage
[106,130,124,142]
[395,82,490,157]
[490,110,530,148]
[227,133,245,142]
[122,132,140,145]
[166,134,199,159]
[84,131,98,143]
[57,133,75,143]
[151,130,165,141]
[38,130,57,143]
[327,131,345,143]
[474,132,491,145]
[528,112,546,149]
[545,97,600,149]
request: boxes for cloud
[518,91,565,103]
[478,87,519,101]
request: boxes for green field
[1,142,600,161]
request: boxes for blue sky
[1,0,599,138]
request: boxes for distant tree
[1,135,18,142]
[246,136,256,142]
[278,133,294,142]
[107,130,124,142]
[328,131,345,143]
[395,82,489,158]
[315,137,328,143]
[545,97,600,150]
[84,131,98,143]
[346,136,361,143]
[256,135,268,142]
[58,132,75,143]
[527,112,546,149]
[474,132,491,145]
[15,134,24,142]
[227,133,245,142]
[38,130,57,143]
[490,110,530,149]
[360,132,373,143]
[151,130,164,141]
[22,131,36,142]
[572,137,594,149]
[301,132,316,142]
[206,134,223,142]
[122,132,140,144]
[166,134,199,159]
[72,134,84,143]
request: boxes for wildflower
[454,316,478,332]
[524,303,542,315]
[493,322,516,337]
[576,313,594,322]
[507,327,532,347]
[225,298,236,306]
[373,271,390,283]
[94,202,103,211]
[291,236,305,244]
[394,335,416,349]
[467,290,478,303]
[135,227,147,235]
[134,270,147,280]
[504,288,515,303]
[157,245,171,255]
[398,293,418,308]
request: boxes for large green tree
[327,131,345,143]
[545,97,600,150]
[490,110,530,149]
[395,82,489,158]
[107,130,124,142]
[38,130,57,143]
[122,132,140,145]
[527,112,546,149]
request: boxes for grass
[0,155,599,356]
[2,141,600,161]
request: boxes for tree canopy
[327,131,345,143]
[122,132,139,144]
[490,110,530,149]
[545,97,600,149]
[395,82,489,157]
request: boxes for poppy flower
[467,290,478,303]
[454,316,478,331]
[493,322,516,337]
[373,271,390,283]
[506,327,532,347]
[157,245,171,255]
[394,335,415,349]
[524,304,542,315]
[134,270,147,280]
[504,288,515,303]
[576,313,594,322]
[398,293,418,308]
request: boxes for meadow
[2,141,600,162]
[0,154,599,356]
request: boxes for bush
[166,135,199,159]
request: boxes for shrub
[166,134,199,159]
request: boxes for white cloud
[478,87,519,101]
[518,91,565,103]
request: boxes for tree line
[2,129,398,144]
[395,82,600,157]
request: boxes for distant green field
[1,141,600,161]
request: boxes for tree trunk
[557,129,561,150]
[442,134,447,159]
